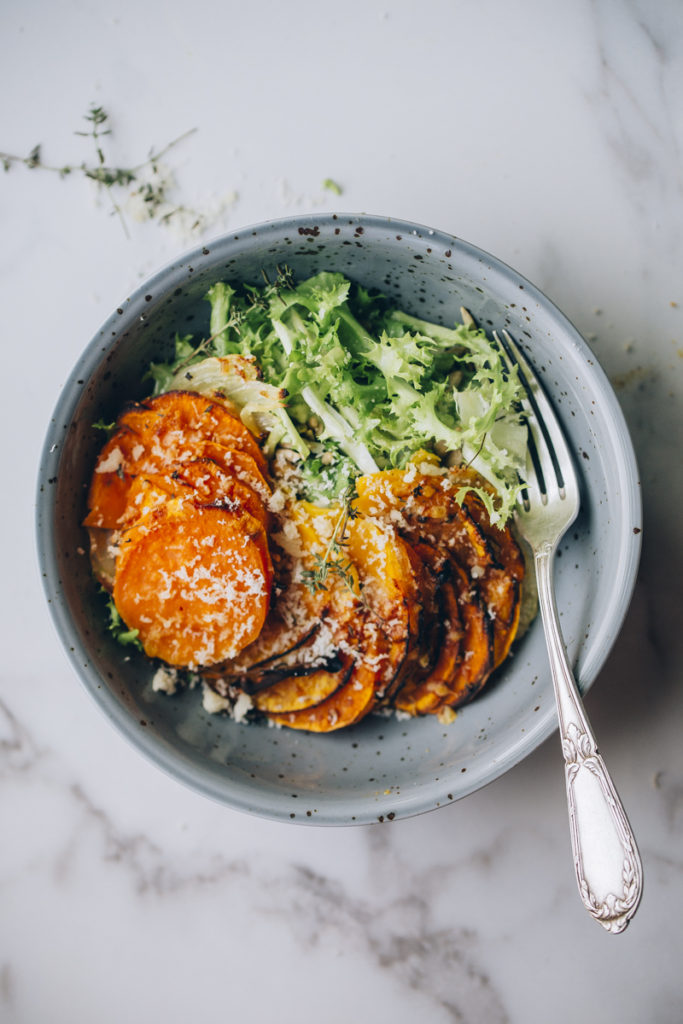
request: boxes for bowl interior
[37,214,641,824]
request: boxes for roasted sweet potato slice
[172,458,269,530]
[113,503,271,668]
[118,390,268,476]
[84,427,146,528]
[85,430,270,529]
[170,442,271,502]
[117,474,183,527]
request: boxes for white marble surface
[2,1,683,1021]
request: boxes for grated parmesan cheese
[95,447,125,474]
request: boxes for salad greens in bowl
[36,214,641,824]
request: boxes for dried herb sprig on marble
[1,104,197,236]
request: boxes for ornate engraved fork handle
[535,546,643,933]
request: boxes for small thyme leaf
[300,488,359,596]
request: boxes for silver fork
[494,328,643,934]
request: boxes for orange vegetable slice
[354,466,523,672]
[251,652,355,714]
[85,431,270,529]
[113,503,271,669]
[118,391,268,475]
[391,543,463,716]
[266,614,391,732]
[435,559,494,710]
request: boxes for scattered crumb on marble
[611,366,653,390]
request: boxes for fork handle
[535,546,643,933]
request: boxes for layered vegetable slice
[118,390,269,475]
[390,543,464,716]
[216,502,421,731]
[84,391,270,530]
[266,613,394,732]
[354,464,524,712]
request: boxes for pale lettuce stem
[271,317,379,475]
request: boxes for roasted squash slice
[353,468,497,573]
[392,543,464,716]
[433,559,494,710]
[266,613,392,732]
[251,653,355,714]
[354,466,524,677]
[252,503,419,730]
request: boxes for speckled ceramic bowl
[36,214,641,825]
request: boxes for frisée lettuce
[148,269,528,523]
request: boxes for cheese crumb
[232,691,254,724]
[152,666,179,695]
[95,447,125,474]
[201,682,231,714]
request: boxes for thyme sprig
[300,493,358,596]
[1,104,197,236]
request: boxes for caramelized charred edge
[239,650,345,694]
[390,543,448,713]
[460,491,525,666]
[266,614,389,732]
[393,558,464,716]
[462,493,524,576]
[404,489,523,679]
[420,502,502,572]
[204,621,322,681]
[374,630,413,705]
[251,654,356,713]
[433,557,494,712]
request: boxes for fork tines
[493,329,567,507]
